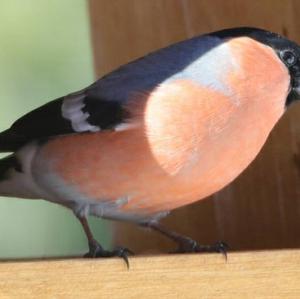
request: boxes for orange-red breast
[0,27,299,261]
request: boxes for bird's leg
[77,215,102,258]
[76,215,133,267]
[143,222,228,258]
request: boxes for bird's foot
[84,239,134,268]
[144,222,229,259]
[172,237,229,259]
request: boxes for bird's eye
[281,50,297,66]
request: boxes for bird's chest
[134,81,285,212]
[35,80,285,216]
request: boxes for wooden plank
[88,0,300,253]
[0,250,300,298]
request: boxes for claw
[84,244,134,269]
[112,247,134,269]
[146,223,229,259]
[77,217,133,267]
[122,253,130,269]
[170,237,229,259]
[212,241,229,260]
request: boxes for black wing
[0,29,226,152]
[0,89,127,152]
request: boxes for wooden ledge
[0,250,300,298]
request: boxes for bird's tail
[0,155,19,180]
[0,129,25,153]
[0,151,40,199]
[0,154,21,197]
[0,153,36,199]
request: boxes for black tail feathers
[0,129,26,152]
[0,155,22,180]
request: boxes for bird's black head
[211,27,300,106]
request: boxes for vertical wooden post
[88,0,300,253]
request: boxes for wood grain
[88,0,300,253]
[0,250,300,298]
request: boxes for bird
[0,27,299,264]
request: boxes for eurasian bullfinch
[0,27,299,263]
